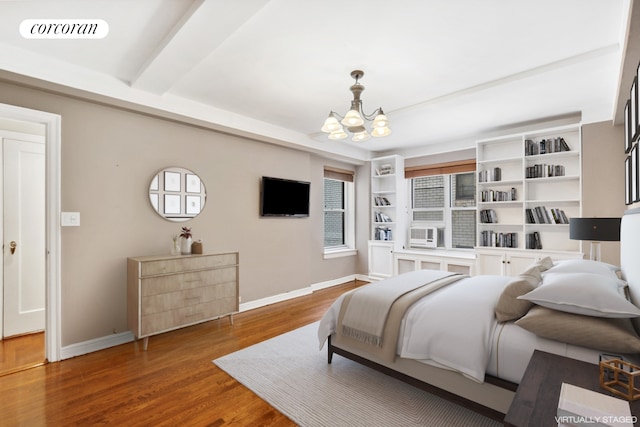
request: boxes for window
[324,179,345,247]
[323,168,355,256]
[411,172,476,249]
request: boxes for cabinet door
[476,252,505,275]
[505,253,538,276]
[368,241,394,278]
[395,255,417,275]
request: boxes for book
[525,137,571,156]
[526,232,542,249]
[478,167,502,182]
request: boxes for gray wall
[0,79,627,349]
[0,80,360,347]
[581,121,626,265]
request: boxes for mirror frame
[148,166,206,222]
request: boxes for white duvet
[318,274,511,383]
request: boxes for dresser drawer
[141,281,236,315]
[141,267,236,296]
[141,297,237,336]
[140,253,238,276]
[128,252,239,348]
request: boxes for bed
[317,208,640,420]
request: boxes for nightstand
[504,350,640,426]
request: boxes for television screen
[260,176,310,217]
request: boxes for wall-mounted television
[260,176,310,217]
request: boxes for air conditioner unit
[410,226,438,248]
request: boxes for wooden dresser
[127,252,239,350]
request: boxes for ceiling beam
[130,0,270,94]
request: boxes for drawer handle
[185,297,200,303]
[184,312,203,317]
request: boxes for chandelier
[321,70,391,142]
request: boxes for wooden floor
[0,332,46,376]
[0,280,364,426]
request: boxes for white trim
[310,274,358,291]
[0,103,62,362]
[239,274,364,312]
[239,288,312,312]
[60,331,134,360]
[323,248,357,259]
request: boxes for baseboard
[240,274,367,313]
[239,287,312,312]
[60,331,134,360]
[310,274,358,291]
[59,274,368,358]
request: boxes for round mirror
[148,167,206,222]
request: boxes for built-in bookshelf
[368,155,406,278]
[476,124,582,256]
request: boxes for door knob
[9,241,16,254]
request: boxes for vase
[171,238,180,255]
[181,237,192,255]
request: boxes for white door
[3,137,45,338]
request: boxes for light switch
[61,212,80,226]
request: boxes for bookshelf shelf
[369,155,406,279]
[524,175,580,183]
[475,124,583,275]
[479,201,523,206]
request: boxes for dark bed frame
[327,335,518,422]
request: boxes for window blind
[405,159,476,178]
[324,166,354,182]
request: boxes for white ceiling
[0,0,631,162]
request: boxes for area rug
[213,322,501,427]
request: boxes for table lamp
[569,217,621,261]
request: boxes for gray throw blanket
[341,270,459,346]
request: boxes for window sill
[323,248,358,259]
[394,247,476,259]
[396,248,476,260]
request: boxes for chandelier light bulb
[352,130,371,142]
[321,114,342,133]
[372,113,389,128]
[341,109,364,127]
[328,129,348,140]
[371,126,392,137]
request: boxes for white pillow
[544,259,620,278]
[518,272,640,318]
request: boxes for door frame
[0,103,61,363]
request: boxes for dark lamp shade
[569,218,621,241]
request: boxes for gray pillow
[516,306,640,353]
[494,265,542,322]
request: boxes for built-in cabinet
[368,155,407,279]
[475,124,583,275]
[368,241,395,278]
[394,250,476,276]
[127,252,239,350]
[475,247,582,276]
